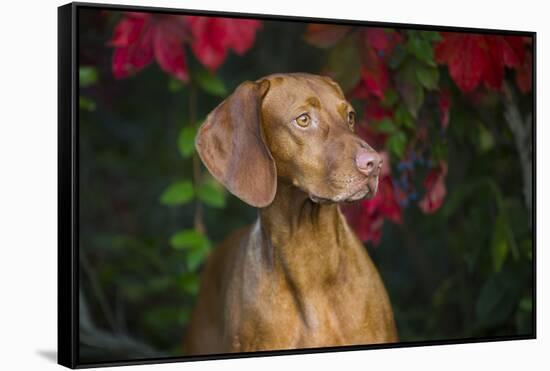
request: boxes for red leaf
[303,24,352,48]
[112,25,154,79]
[515,48,533,94]
[110,13,189,81]
[223,18,262,55]
[436,34,485,92]
[153,22,189,82]
[352,29,400,99]
[484,40,506,90]
[418,161,448,214]
[188,17,261,71]
[110,14,147,47]
[500,36,526,68]
[343,174,402,246]
[435,33,528,93]
[188,17,227,71]
[360,64,389,99]
[364,28,402,56]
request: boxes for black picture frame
[58,2,536,368]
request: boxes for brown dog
[184,73,397,355]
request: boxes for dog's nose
[355,148,382,177]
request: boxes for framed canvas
[58,2,536,368]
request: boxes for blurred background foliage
[77,8,533,363]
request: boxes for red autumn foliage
[356,28,402,99]
[343,126,402,245]
[111,13,189,81]
[344,168,402,246]
[303,24,402,98]
[515,48,533,94]
[110,13,261,81]
[418,161,448,214]
[434,33,527,93]
[303,25,532,244]
[187,17,262,71]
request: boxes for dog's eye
[295,113,311,128]
[347,111,356,127]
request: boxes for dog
[184,73,397,355]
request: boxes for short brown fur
[185,73,397,355]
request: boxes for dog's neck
[259,182,340,236]
[257,181,352,287]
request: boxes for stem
[80,249,120,334]
[189,82,206,234]
[79,291,163,357]
[503,82,533,226]
[478,177,520,260]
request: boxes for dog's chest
[233,265,376,350]
[233,235,376,348]
[224,218,392,351]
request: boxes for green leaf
[394,105,415,129]
[521,238,533,261]
[519,296,533,312]
[386,131,407,158]
[491,213,509,272]
[504,198,529,239]
[406,37,436,66]
[396,60,425,118]
[168,78,184,92]
[415,64,439,90]
[381,89,399,108]
[143,307,182,329]
[326,35,361,92]
[179,272,200,295]
[478,124,494,153]
[178,307,192,325]
[388,44,407,70]
[170,229,210,250]
[376,118,396,133]
[197,179,226,208]
[160,181,194,206]
[476,274,520,328]
[402,83,424,118]
[147,276,172,292]
[432,140,448,161]
[171,230,212,271]
[441,181,479,219]
[178,126,197,158]
[79,96,96,111]
[420,31,442,42]
[79,66,98,87]
[186,246,209,271]
[195,69,227,97]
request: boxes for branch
[79,291,165,357]
[80,249,119,334]
[503,82,533,226]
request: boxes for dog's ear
[195,80,276,208]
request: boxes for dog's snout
[355,147,382,177]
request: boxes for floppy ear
[195,80,276,208]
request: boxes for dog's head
[196,73,382,208]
